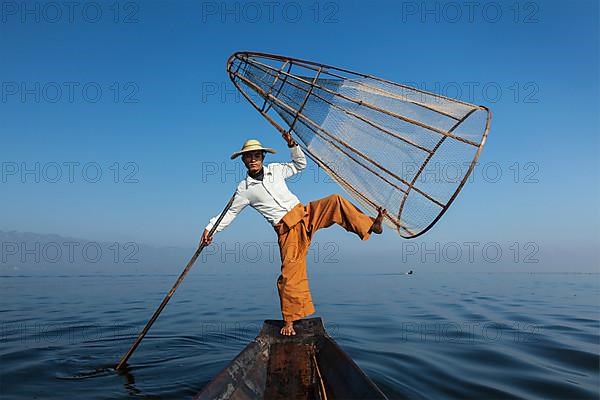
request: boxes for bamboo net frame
[227,51,491,238]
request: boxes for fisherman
[201,133,386,336]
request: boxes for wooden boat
[195,317,388,399]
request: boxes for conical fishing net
[227,52,491,238]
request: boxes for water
[1,271,598,399]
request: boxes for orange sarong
[273,194,375,322]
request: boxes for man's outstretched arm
[201,190,249,245]
[280,132,307,178]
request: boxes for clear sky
[1,0,598,272]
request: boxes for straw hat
[230,139,276,160]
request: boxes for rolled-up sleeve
[281,145,307,179]
[205,189,250,233]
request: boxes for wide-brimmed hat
[230,139,276,160]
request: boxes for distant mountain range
[0,230,194,275]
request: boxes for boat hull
[195,318,387,399]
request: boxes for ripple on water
[1,273,598,399]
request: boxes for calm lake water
[1,271,598,399]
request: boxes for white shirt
[205,145,307,233]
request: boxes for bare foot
[280,321,296,336]
[369,207,386,234]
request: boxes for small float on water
[195,318,388,399]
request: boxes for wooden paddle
[115,192,237,371]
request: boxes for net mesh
[227,52,491,238]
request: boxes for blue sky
[1,0,598,272]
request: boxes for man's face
[242,150,265,175]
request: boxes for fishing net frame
[227,51,491,238]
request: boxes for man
[201,133,386,336]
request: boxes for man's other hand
[282,132,297,147]
[200,229,213,246]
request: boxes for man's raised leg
[306,194,386,239]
